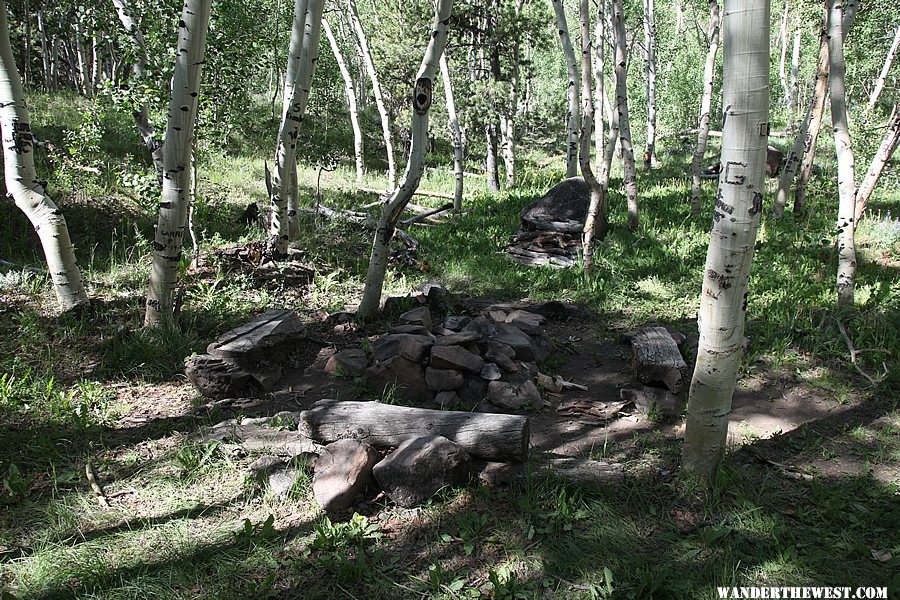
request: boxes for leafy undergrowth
[1,100,898,598]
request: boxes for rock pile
[326,305,554,411]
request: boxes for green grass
[0,92,898,598]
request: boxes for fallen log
[199,413,323,456]
[630,327,688,393]
[359,187,459,202]
[400,202,454,227]
[299,399,530,462]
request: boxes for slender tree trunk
[828,0,856,307]
[855,104,900,221]
[774,16,828,218]
[0,1,89,311]
[500,115,515,188]
[593,2,605,173]
[690,1,721,214]
[794,2,857,215]
[357,0,453,320]
[612,0,638,230]
[551,0,580,178]
[682,0,770,479]
[323,18,364,187]
[143,0,213,328]
[22,0,30,87]
[600,6,620,206]
[347,0,395,190]
[643,0,657,169]
[91,32,101,90]
[440,53,464,210]
[580,0,606,271]
[675,0,683,36]
[485,123,500,191]
[268,0,324,256]
[867,26,900,112]
[779,0,790,104]
[787,23,801,121]
[112,0,165,176]
[37,10,50,89]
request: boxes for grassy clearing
[0,94,898,598]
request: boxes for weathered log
[299,399,530,462]
[529,219,585,233]
[199,413,323,456]
[507,246,577,268]
[399,202,453,226]
[629,326,689,393]
[207,309,302,360]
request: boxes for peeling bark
[143,0,212,328]
[357,0,453,320]
[0,0,88,311]
[683,0,770,479]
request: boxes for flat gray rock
[324,348,369,376]
[430,345,485,374]
[488,379,544,411]
[364,355,429,400]
[425,367,465,391]
[372,334,434,363]
[399,306,433,328]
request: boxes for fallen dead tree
[299,399,530,462]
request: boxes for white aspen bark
[643,0,657,169]
[22,0,30,87]
[440,53,464,210]
[612,0,638,230]
[675,0,683,36]
[347,0,395,190]
[551,0,581,178]
[794,2,857,215]
[323,18,364,187]
[357,0,452,320]
[143,0,212,328]
[112,0,164,176]
[787,23,801,121]
[500,116,515,189]
[828,0,856,307]
[779,0,790,104]
[592,4,605,173]
[855,104,900,221]
[867,26,900,113]
[0,1,88,310]
[682,0,770,479]
[73,22,88,96]
[579,0,606,272]
[774,17,828,218]
[37,10,50,89]
[485,123,500,192]
[268,0,324,256]
[690,1,721,214]
[91,32,101,90]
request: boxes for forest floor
[0,93,897,598]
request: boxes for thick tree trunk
[143,0,212,328]
[580,0,606,271]
[828,0,856,306]
[347,0,396,190]
[682,0,770,479]
[439,54,464,211]
[357,0,453,320]
[855,104,900,221]
[612,0,638,230]
[0,1,88,311]
[323,18,364,187]
[112,0,165,177]
[774,17,828,218]
[867,26,900,112]
[689,0,721,214]
[550,0,580,178]
[268,0,324,257]
[299,399,529,462]
[787,23,801,120]
[643,0,657,169]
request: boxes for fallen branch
[85,462,110,507]
[399,202,453,227]
[836,319,880,387]
[359,187,458,201]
